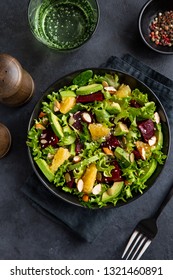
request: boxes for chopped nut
[148,136,157,146]
[77,179,84,192]
[104,86,116,94]
[102,81,109,87]
[39,112,46,118]
[73,156,81,163]
[42,117,49,126]
[92,184,102,195]
[82,194,89,202]
[81,112,92,123]
[102,147,114,156]
[35,123,46,130]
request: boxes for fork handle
[153,185,173,220]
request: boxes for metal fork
[122,185,173,260]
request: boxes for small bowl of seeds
[138,0,173,54]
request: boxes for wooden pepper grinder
[0,54,34,106]
[0,123,11,159]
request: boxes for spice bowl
[138,0,173,54]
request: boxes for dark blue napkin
[21,54,173,242]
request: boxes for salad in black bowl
[27,69,170,208]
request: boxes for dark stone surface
[0,0,173,260]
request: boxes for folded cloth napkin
[21,54,173,243]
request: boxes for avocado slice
[155,124,163,150]
[76,83,103,95]
[102,181,124,203]
[115,146,131,168]
[105,101,121,114]
[140,159,157,183]
[60,90,76,98]
[114,122,129,136]
[36,158,54,182]
[49,112,64,138]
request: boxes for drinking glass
[28,0,99,51]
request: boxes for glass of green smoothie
[28,0,99,51]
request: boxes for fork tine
[122,230,140,259]
[135,239,151,260]
[123,231,143,259]
[130,235,148,259]
[122,229,152,260]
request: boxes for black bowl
[28,68,170,208]
[138,0,173,54]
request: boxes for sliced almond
[92,184,102,195]
[40,139,48,144]
[154,112,160,124]
[148,136,157,146]
[81,112,92,123]
[47,153,54,160]
[54,100,60,112]
[141,147,146,160]
[40,133,47,139]
[77,179,84,192]
[104,86,116,94]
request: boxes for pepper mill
[0,54,34,106]
[0,123,11,159]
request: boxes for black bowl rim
[138,0,173,55]
[28,67,171,209]
[27,0,100,52]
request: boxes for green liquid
[32,0,98,50]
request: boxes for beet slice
[75,139,84,154]
[132,149,142,160]
[138,119,155,142]
[71,111,83,130]
[76,92,104,103]
[130,100,142,108]
[40,128,59,149]
[66,177,75,188]
[98,160,123,183]
[101,134,120,149]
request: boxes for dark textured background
[0,0,173,260]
